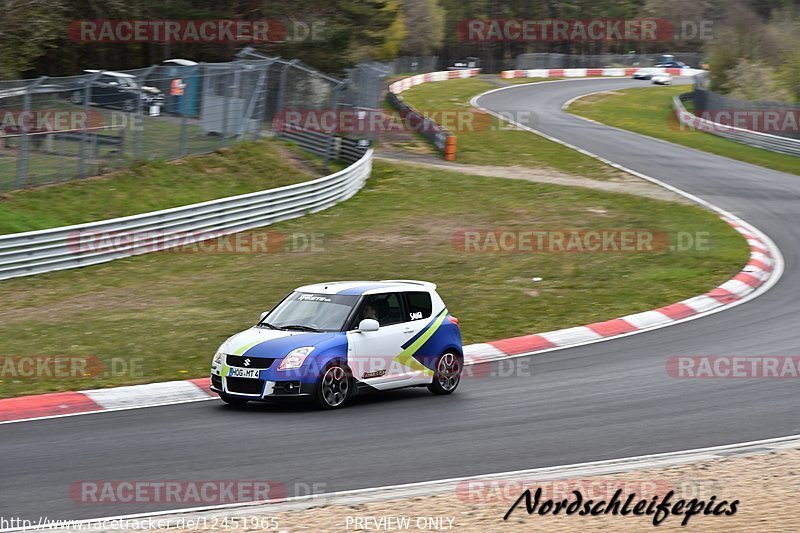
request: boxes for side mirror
[259,311,268,322]
[357,319,379,332]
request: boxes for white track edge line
[7,432,800,531]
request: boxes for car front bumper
[210,361,317,400]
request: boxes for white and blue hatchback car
[210,280,463,409]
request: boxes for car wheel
[316,362,351,410]
[428,351,462,395]
[219,393,249,407]
[70,91,84,105]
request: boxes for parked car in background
[655,61,690,69]
[68,71,165,113]
[652,73,674,85]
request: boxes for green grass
[0,140,315,235]
[397,78,625,179]
[568,85,800,176]
[0,161,748,398]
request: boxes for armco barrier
[387,69,480,161]
[0,149,373,281]
[674,93,800,156]
[501,67,705,79]
[278,129,369,164]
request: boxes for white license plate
[228,367,261,379]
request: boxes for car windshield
[260,292,359,332]
[117,78,138,89]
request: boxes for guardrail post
[324,81,347,170]
[132,65,158,162]
[221,65,233,147]
[15,77,47,188]
[79,72,102,177]
[237,61,270,140]
[274,60,298,133]
[251,64,270,140]
[179,64,200,157]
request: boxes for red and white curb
[388,68,480,95]
[464,217,777,363]
[0,78,782,426]
[0,378,215,424]
[500,67,705,79]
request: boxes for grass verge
[396,78,626,179]
[568,85,800,176]
[0,140,316,235]
[0,161,747,398]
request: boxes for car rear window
[406,292,432,320]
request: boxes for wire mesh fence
[0,53,388,192]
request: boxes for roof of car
[294,280,437,296]
[163,59,198,66]
[84,70,136,78]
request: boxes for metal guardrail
[0,149,373,281]
[277,129,368,165]
[673,93,800,157]
[387,69,481,161]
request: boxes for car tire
[428,351,462,395]
[219,393,249,407]
[315,361,352,410]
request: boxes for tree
[0,0,66,78]
[400,0,445,56]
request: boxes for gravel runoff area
[158,445,800,532]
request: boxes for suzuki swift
[210,280,463,409]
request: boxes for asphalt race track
[1,78,799,521]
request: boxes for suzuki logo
[244,359,251,367]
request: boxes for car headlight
[213,348,224,365]
[278,347,315,370]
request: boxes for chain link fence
[0,51,388,192]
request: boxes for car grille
[226,354,275,369]
[226,377,265,395]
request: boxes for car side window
[406,292,432,321]
[357,293,405,327]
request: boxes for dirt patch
[271,143,327,176]
[375,152,691,205]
